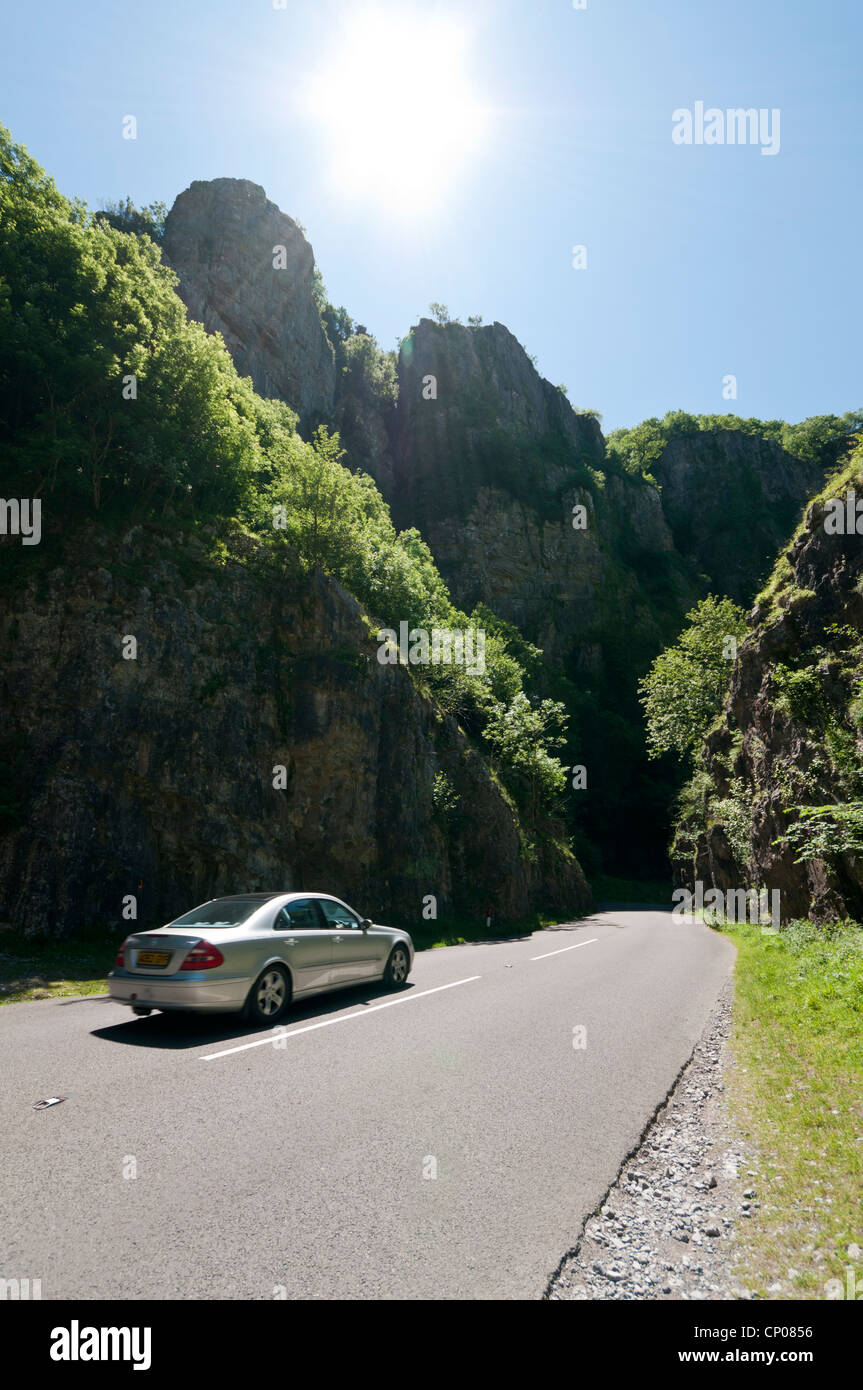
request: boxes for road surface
[0,908,734,1300]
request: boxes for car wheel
[246,965,291,1025]
[383,944,410,988]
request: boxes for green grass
[589,874,672,904]
[0,928,121,1005]
[724,918,863,1298]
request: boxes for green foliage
[480,693,569,816]
[710,775,754,867]
[0,124,260,517]
[607,408,862,482]
[319,298,355,369]
[771,662,829,728]
[675,769,714,832]
[428,301,457,325]
[606,417,666,480]
[774,803,863,863]
[639,595,749,762]
[342,333,398,409]
[95,197,167,244]
[431,772,460,831]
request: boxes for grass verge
[724,918,863,1298]
[0,928,121,1005]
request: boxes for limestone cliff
[155,180,835,877]
[672,444,863,921]
[0,529,589,936]
[651,429,827,604]
[163,179,336,429]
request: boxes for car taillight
[180,941,224,971]
[115,941,128,967]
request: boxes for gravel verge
[547,981,760,1300]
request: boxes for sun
[304,10,488,213]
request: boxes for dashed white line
[530,937,598,961]
[199,975,483,1061]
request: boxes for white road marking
[530,937,598,961]
[200,975,483,1061]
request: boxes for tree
[639,596,749,762]
[342,333,398,409]
[481,692,569,817]
[96,197,167,243]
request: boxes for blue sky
[3,0,861,431]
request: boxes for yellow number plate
[137,951,170,967]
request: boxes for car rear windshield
[168,898,265,928]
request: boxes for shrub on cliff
[639,595,749,763]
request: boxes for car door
[317,897,382,983]
[273,898,333,994]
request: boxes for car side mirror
[360,918,372,930]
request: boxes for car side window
[317,898,360,929]
[274,899,323,931]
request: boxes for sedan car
[108,892,414,1024]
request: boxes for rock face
[390,319,605,530]
[376,320,702,872]
[0,529,589,937]
[672,445,863,922]
[163,179,336,428]
[386,320,685,660]
[157,184,835,879]
[652,430,827,604]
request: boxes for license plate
[137,950,170,967]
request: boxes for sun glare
[305,11,488,213]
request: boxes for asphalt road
[0,909,734,1300]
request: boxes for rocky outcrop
[672,445,863,921]
[0,528,589,937]
[652,430,827,604]
[163,178,336,428]
[389,319,604,525]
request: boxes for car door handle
[332,936,343,944]
[286,938,297,946]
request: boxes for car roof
[211,892,342,901]
[217,892,283,900]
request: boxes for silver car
[108,892,414,1023]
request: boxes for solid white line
[530,937,598,961]
[199,975,483,1061]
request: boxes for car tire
[246,964,292,1025]
[383,944,410,988]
